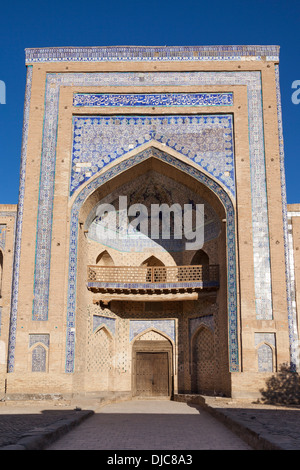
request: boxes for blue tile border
[25,45,280,63]
[275,65,299,370]
[87,281,220,289]
[70,114,235,196]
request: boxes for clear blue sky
[0,0,299,204]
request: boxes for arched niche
[96,250,114,266]
[67,147,237,376]
[141,256,165,266]
[191,249,209,265]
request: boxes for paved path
[45,399,252,450]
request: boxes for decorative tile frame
[8,65,282,372]
[93,315,116,336]
[275,64,299,370]
[287,210,300,369]
[255,332,276,372]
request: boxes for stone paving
[45,399,252,451]
[0,396,299,451]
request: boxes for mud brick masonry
[0,45,299,400]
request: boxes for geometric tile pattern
[29,334,49,372]
[129,319,175,342]
[71,114,235,196]
[31,345,47,372]
[29,71,270,329]
[257,343,274,372]
[29,334,50,348]
[287,211,300,370]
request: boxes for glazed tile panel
[129,320,175,342]
[93,315,116,336]
[7,65,33,372]
[0,225,6,250]
[25,45,280,63]
[71,114,235,196]
[73,92,233,107]
[275,64,299,370]
[66,147,237,373]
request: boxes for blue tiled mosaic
[25,45,280,63]
[87,281,219,289]
[129,320,175,342]
[71,114,235,196]
[275,64,299,370]
[7,65,33,372]
[93,315,115,336]
[0,225,6,250]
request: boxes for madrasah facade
[0,45,299,401]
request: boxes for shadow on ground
[0,408,91,448]
[259,363,300,406]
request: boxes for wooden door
[135,352,169,397]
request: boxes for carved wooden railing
[87,264,219,285]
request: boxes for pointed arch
[93,324,114,340]
[191,249,209,266]
[65,147,238,374]
[131,327,173,345]
[191,324,215,393]
[96,250,114,266]
[141,255,165,266]
[0,249,3,297]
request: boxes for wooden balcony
[87,265,219,302]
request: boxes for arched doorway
[132,330,173,398]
